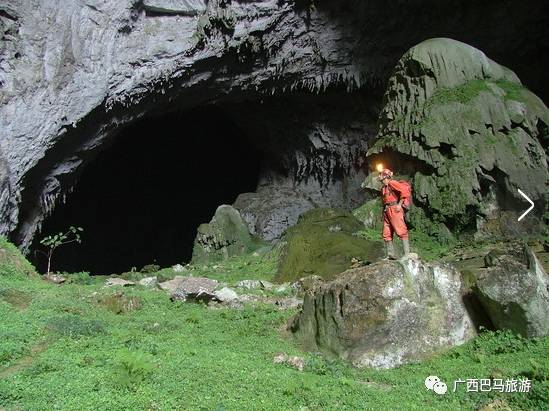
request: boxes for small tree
[39,226,83,275]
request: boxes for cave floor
[1,252,547,411]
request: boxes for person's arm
[388,180,409,206]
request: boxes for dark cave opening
[29,107,261,276]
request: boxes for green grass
[1,239,548,410]
[425,79,491,109]
[495,79,528,102]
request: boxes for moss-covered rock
[192,205,262,264]
[367,38,549,237]
[0,236,37,277]
[352,199,383,230]
[473,244,549,337]
[291,257,476,369]
[275,208,383,283]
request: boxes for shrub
[63,271,92,285]
[119,270,145,281]
[113,350,154,389]
[140,264,160,274]
[155,268,177,282]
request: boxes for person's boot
[384,241,396,260]
[402,239,410,258]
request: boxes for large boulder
[352,198,382,230]
[191,205,259,264]
[291,257,476,369]
[275,208,384,283]
[170,276,219,303]
[367,38,549,237]
[473,244,549,337]
[158,275,188,293]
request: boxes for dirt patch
[0,341,48,380]
[0,289,32,310]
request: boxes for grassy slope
[1,240,548,410]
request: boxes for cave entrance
[29,106,261,275]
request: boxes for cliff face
[0,0,547,248]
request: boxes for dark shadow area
[30,107,261,275]
[462,292,496,332]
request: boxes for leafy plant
[113,350,154,389]
[63,271,92,285]
[140,264,160,274]
[38,226,83,275]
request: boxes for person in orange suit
[379,169,410,259]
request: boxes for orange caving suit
[381,180,410,241]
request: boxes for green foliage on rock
[352,198,382,230]
[276,208,384,282]
[192,205,265,264]
[0,235,37,277]
[96,292,142,315]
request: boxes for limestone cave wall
[1,0,547,249]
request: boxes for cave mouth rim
[27,105,263,276]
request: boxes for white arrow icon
[517,189,534,221]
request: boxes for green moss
[352,199,383,230]
[0,288,32,310]
[0,236,37,278]
[276,208,383,282]
[0,245,547,410]
[423,79,491,113]
[495,79,528,102]
[96,292,142,315]
[192,205,264,264]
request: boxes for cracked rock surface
[291,256,476,369]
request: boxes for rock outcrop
[367,38,549,237]
[170,276,218,302]
[275,208,383,283]
[191,205,259,263]
[291,257,476,369]
[473,244,549,337]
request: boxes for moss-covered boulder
[192,205,260,264]
[291,257,476,369]
[0,236,37,277]
[367,38,549,237]
[275,208,383,282]
[473,244,549,337]
[352,199,382,230]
